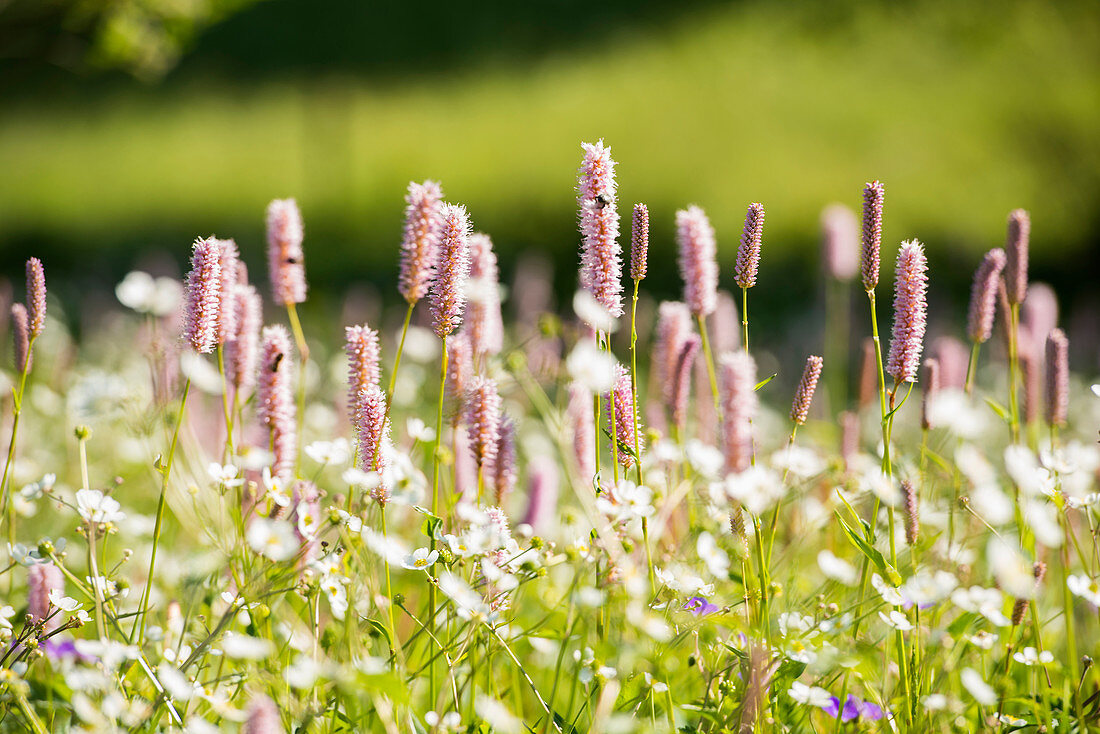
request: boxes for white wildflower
[246,518,299,562]
[960,667,996,706]
[817,550,858,586]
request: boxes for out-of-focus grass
[1,0,1097,295]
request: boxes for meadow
[0,138,1098,733]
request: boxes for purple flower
[682,597,719,616]
[825,695,887,723]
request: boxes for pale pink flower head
[430,203,472,338]
[266,198,307,306]
[1021,350,1040,425]
[258,325,296,480]
[885,240,929,383]
[789,355,823,426]
[630,203,649,282]
[861,181,885,291]
[567,382,595,484]
[11,303,31,372]
[464,376,502,472]
[966,248,1006,344]
[446,331,474,414]
[215,239,241,345]
[354,385,390,501]
[25,257,46,337]
[183,236,224,354]
[28,562,64,632]
[399,180,444,305]
[902,479,919,546]
[820,204,859,281]
[676,206,718,317]
[1045,328,1068,427]
[466,232,504,357]
[1020,282,1058,361]
[671,334,701,434]
[1004,208,1030,305]
[577,140,623,319]
[345,324,381,416]
[653,301,693,406]
[734,202,765,289]
[227,284,263,393]
[494,416,518,505]
[931,336,969,390]
[720,350,757,475]
[605,363,643,468]
[243,693,284,734]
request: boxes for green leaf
[363,617,391,647]
[835,512,902,585]
[947,611,979,637]
[412,505,443,541]
[355,670,409,705]
[984,397,1010,421]
[754,373,778,391]
[602,428,639,459]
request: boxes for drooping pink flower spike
[861,181,885,292]
[885,240,929,384]
[430,203,472,339]
[25,257,46,337]
[398,180,444,305]
[182,236,224,354]
[266,198,307,306]
[577,140,623,320]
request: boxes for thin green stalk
[77,431,107,641]
[387,301,415,402]
[0,338,34,548]
[1059,506,1085,726]
[964,341,981,395]
[696,314,720,411]
[741,286,749,351]
[429,333,448,705]
[1007,303,1021,443]
[607,335,620,484]
[380,503,399,660]
[286,303,308,475]
[133,376,191,646]
[215,345,234,458]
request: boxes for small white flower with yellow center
[207,463,243,488]
[402,548,439,571]
[1013,647,1053,666]
[246,518,298,562]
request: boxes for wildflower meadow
[1,140,1099,733]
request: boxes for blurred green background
[1,0,1098,339]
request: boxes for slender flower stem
[607,336,620,483]
[428,334,448,705]
[287,302,308,473]
[741,286,749,352]
[215,345,234,458]
[0,338,34,546]
[380,503,399,660]
[134,376,191,646]
[629,280,654,590]
[964,341,981,395]
[1007,303,1021,443]
[696,315,720,411]
[77,431,106,641]
[387,302,415,402]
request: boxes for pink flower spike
[720,350,757,475]
[446,332,474,410]
[861,181,885,292]
[345,324,381,416]
[399,180,445,305]
[577,140,623,319]
[671,334,701,433]
[789,355,823,426]
[521,456,559,534]
[11,303,31,372]
[28,562,64,632]
[885,240,929,383]
[183,237,223,354]
[266,198,307,306]
[920,358,940,430]
[354,385,391,503]
[630,203,649,282]
[467,232,504,358]
[676,206,718,317]
[966,248,1006,344]
[25,258,46,337]
[227,284,263,393]
[243,694,284,734]
[494,416,518,505]
[1045,328,1068,427]
[734,202,765,289]
[821,204,859,281]
[605,363,643,468]
[1004,208,1030,305]
[430,204,472,338]
[258,325,296,480]
[464,376,502,473]
[653,302,693,407]
[215,239,240,345]
[567,382,595,484]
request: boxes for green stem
[429,334,448,705]
[286,302,308,475]
[216,345,234,458]
[387,302,415,402]
[133,376,191,646]
[964,341,981,396]
[1007,303,1021,443]
[0,339,34,548]
[741,286,749,352]
[696,314,721,412]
